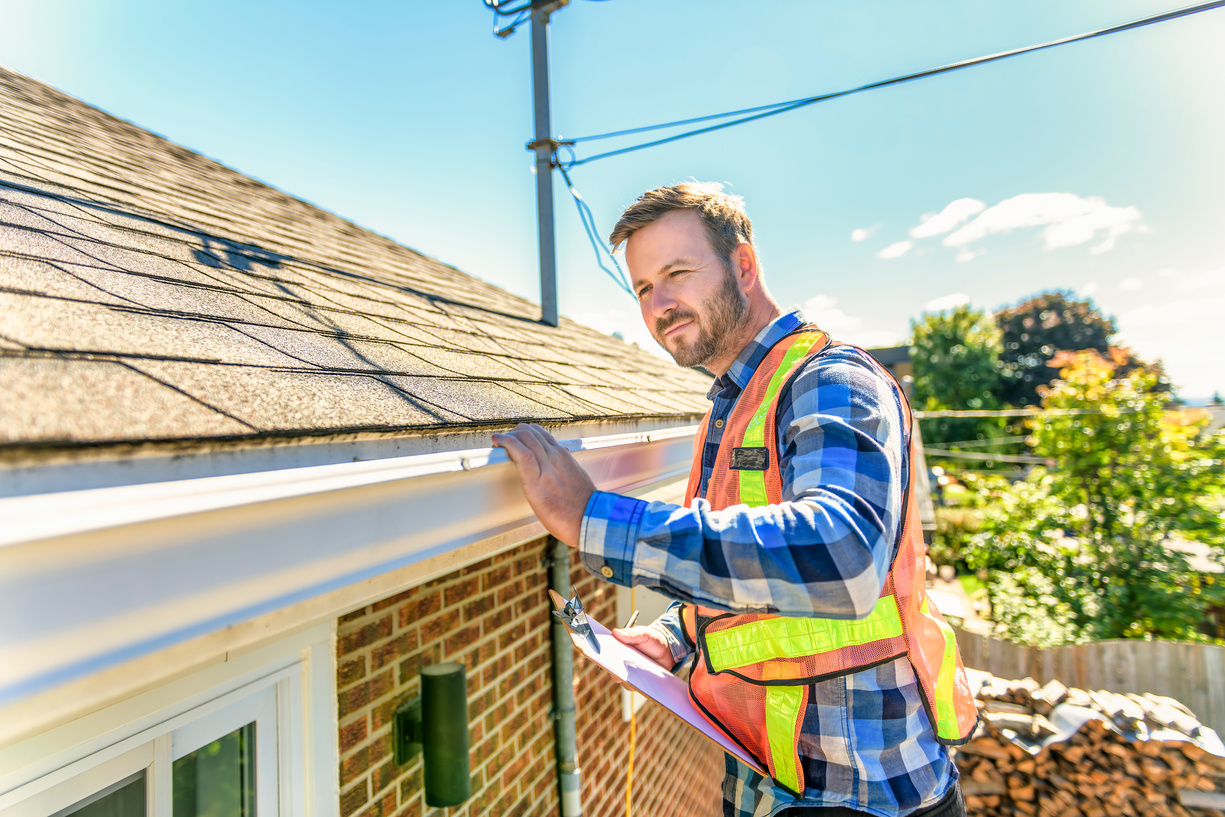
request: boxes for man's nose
[647,282,677,317]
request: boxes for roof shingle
[0,67,711,449]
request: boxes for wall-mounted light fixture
[393,663,471,807]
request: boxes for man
[493,182,975,817]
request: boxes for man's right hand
[611,625,675,671]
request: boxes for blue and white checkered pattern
[579,310,957,817]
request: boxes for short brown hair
[608,182,754,268]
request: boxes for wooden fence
[953,626,1225,737]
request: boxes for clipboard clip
[548,587,600,654]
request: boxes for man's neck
[705,300,783,378]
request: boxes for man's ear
[732,242,759,292]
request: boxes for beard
[654,270,748,369]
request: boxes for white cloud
[1119,276,1143,291]
[955,247,985,263]
[941,193,1144,255]
[851,224,880,242]
[1080,281,1099,296]
[801,295,902,348]
[802,294,862,334]
[910,198,986,239]
[877,240,913,260]
[923,292,971,313]
[1114,265,1225,400]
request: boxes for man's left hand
[492,423,596,547]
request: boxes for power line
[915,408,1146,418]
[558,0,1225,168]
[934,435,1031,448]
[924,447,1048,464]
[557,163,635,297]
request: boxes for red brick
[338,682,370,719]
[339,780,369,817]
[419,608,461,644]
[482,653,513,687]
[398,795,423,817]
[368,731,393,765]
[369,696,398,735]
[339,716,368,754]
[339,745,369,787]
[398,763,424,802]
[357,789,396,817]
[337,615,393,657]
[444,623,482,658]
[371,588,414,612]
[444,576,482,607]
[483,564,513,590]
[464,594,496,622]
[398,591,441,627]
[496,579,526,607]
[486,604,516,633]
[339,607,368,625]
[500,749,530,789]
[497,623,527,651]
[367,669,394,705]
[370,631,419,670]
[338,656,367,689]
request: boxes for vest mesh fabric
[680,328,978,795]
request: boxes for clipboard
[550,591,767,776]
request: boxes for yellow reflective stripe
[737,459,770,507]
[736,332,826,507]
[742,333,825,449]
[705,596,903,672]
[765,685,804,793]
[922,597,960,740]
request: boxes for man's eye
[636,286,651,300]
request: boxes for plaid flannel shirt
[579,310,957,817]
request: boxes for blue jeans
[778,780,965,817]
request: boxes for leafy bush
[929,507,981,571]
[964,353,1225,646]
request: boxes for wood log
[953,671,1223,817]
[1177,788,1225,810]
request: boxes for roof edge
[0,414,705,498]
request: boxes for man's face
[626,209,748,369]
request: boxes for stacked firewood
[955,674,1225,816]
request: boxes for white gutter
[0,425,697,717]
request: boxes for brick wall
[567,567,725,817]
[336,536,724,817]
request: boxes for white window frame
[0,625,335,817]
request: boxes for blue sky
[3,0,1222,400]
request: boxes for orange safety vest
[679,327,978,796]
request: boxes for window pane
[172,723,256,817]
[53,771,145,817]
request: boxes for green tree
[910,304,1011,448]
[995,290,1115,406]
[968,351,1225,644]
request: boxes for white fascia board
[0,425,697,717]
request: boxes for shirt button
[714,418,724,429]
[600,565,614,579]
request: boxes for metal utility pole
[526,0,567,327]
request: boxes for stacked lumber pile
[956,674,1225,816]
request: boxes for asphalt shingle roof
[0,67,712,449]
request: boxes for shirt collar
[707,308,807,399]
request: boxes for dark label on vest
[730,447,769,471]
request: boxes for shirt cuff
[578,490,647,586]
[654,601,693,669]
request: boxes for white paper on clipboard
[562,612,767,776]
